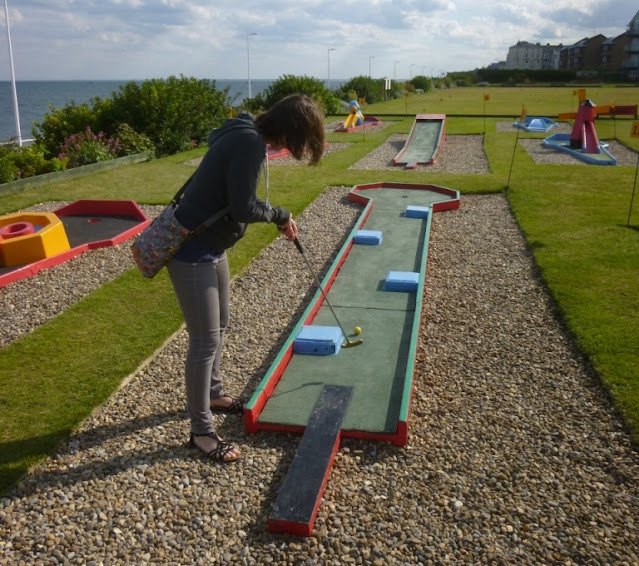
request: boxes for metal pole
[506,117,521,189]
[4,0,22,146]
[247,32,257,99]
[627,152,639,227]
[328,48,335,90]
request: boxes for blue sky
[0,0,637,81]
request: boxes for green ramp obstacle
[392,114,446,169]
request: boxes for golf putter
[293,237,363,348]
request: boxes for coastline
[0,78,348,142]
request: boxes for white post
[4,0,22,146]
[247,32,258,99]
[327,47,336,90]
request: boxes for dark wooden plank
[269,385,353,536]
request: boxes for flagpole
[4,0,22,146]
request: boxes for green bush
[58,127,120,168]
[246,74,340,114]
[31,76,230,160]
[100,76,231,155]
[0,143,66,183]
[334,76,386,104]
[113,123,155,156]
[0,155,18,184]
[475,68,577,84]
[401,81,416,94]
[13,146,64,177]
[32,99,108,160]
[410,75,432,92]
[345,89,358,102]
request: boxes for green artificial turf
[1,86,638,494]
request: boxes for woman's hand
[277,217,298,241]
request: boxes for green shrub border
[0,151,153,196]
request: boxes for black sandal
[210,396,246,414]
[189,432,241,463]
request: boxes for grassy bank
[1,88,637,494]
[369,85,639,120]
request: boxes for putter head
[342,338,364,348]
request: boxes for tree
[246,74,340,114]
[410,75,432,92]
[101,76,232,155]
[334,76,386,104]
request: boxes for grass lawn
[0,86,638,495]
[369,85,639,119]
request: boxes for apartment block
[506,41,563,70]
[504,10,639,80]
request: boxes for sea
[0,79,346,143]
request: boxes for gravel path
[349,134,491,174]
[1,142,639,564]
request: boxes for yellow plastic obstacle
[0,212,70,267]
[342,100,364,129]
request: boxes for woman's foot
[210,395,245,414]
[189,432,241,462]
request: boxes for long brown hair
[255,94,325,165]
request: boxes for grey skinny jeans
[167,253,230,435]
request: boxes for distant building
[506,41,563,70]
[560,34,607,72]
[502,10,639,80]
[601,33,627,72]
[625,10,639,79]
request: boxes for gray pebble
[1,146,638,564]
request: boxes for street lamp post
[327,47,336,90]
[394,60,399,82]
[247,32,258,99]
[3,0,22,146]
[369,55,375,77]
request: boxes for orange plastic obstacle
[0,212,70,267]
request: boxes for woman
[168,94,325,462]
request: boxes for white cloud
[0,0,636,79]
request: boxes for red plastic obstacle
[0,222,35,239]
[0,200,149,288]
[569,100,600,153]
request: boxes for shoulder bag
[130,174,230,279]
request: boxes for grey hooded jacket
[175,112,290,254]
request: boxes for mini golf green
[246,182,460,445]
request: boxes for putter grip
[293,237,304,254]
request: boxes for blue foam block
[293,325,343,356]
[384,271,420,292]
[353,229,383,245]
[405,205,430,219]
